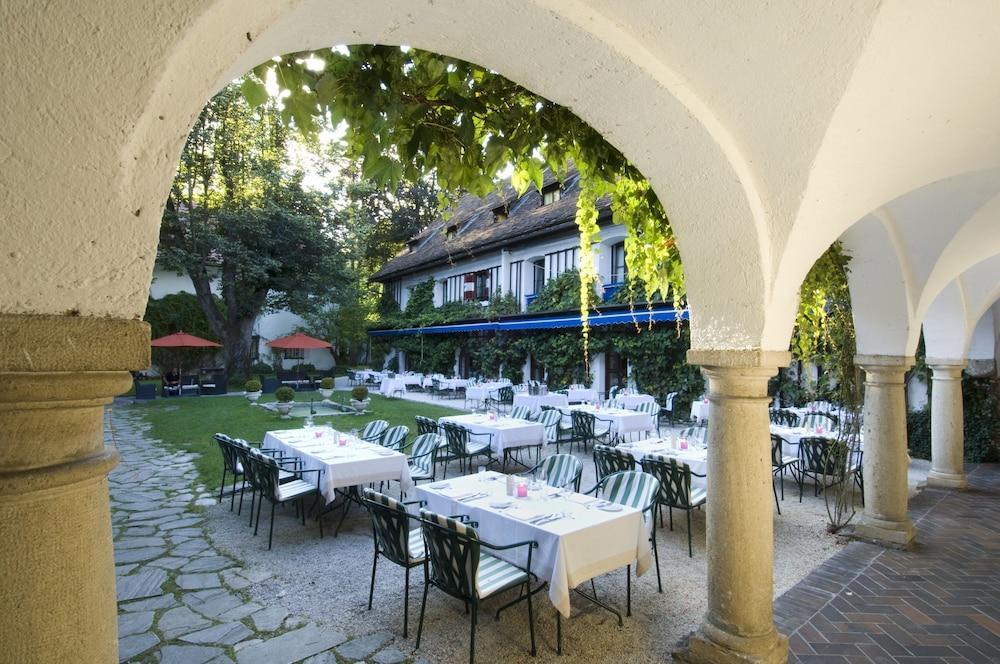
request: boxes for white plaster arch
[921,254,1000,361]
[123,0,776,351]
[764,0,1000,349]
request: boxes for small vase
[245,391,262,403]
[319,388,333,398]
[276,402,294,419]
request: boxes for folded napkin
[565,493,597,506]
[506,506,547,521]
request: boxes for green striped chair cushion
[511,405,534,421]
[538,453,582,489]
[363,488,424,563]
[643,454,706,507]
[600,470,660,512]
[679,426,706,443]
[801,412,836,431]
[361,419,389,442]
[635,401,661,417]
[476,553,529,598]
[381,425,409,451]
[537,409,562,442]
[408,433,439,479]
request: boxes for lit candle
[516,482,528,498]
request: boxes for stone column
[926,360,967,489]
[676,350,790,664]
[0,314,148,663]
[854,354,915,547]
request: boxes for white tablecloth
[415,472,652,617]
[264,428,412,503]
[562,405,655,437]
[439,414,545,455]
[619,438,709,489]
[465,382,510,403]
[513,393,570,412]
[566,388,599,403]
[355,370,385,384]
[770,425,863,461]
[690,400,711,421]
[616,394,656,410]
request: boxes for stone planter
[276,402,294,419]
[349,399,370,413]
[319,388,334,398]
[245,391,262,403]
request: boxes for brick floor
[774,464,1000,664]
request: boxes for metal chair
[380,425,409,452]
[634,401,661,438]
[528,453,583,491]
[485,385,514,414]
[361,419,389,444]
[639,455,705,558]
[440,422,495,478]
[770,434,800,513]
[798,437,845,501]
[572,410,613,452]
[361,488,427,637]
[593,444,635,482]
[510,405,534,421]
[416,509,540,664]
[245,450,323,549]
[214,433,243,510]
[414,415,438,435]
[407,433,440,484]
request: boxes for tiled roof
[370,166,611,281]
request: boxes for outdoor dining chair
[678,425,707,446]
[214,433,244,510]
[593,444,635,482]
[440,422,495,478]
[801,411,838,431]
[245,449,323,549]
[380,425,410,452]
[661,391,678,425]
[528,453,583,491]
[536,408,567,451]
[415,509,540,664]
[510,405,534,421]
[572,410,613,452]
[361,419,389,444]
[414,415,438,435]
[634,401,661,438]
[584,470,660,616]
[771,434,800,513]
[640,455,705,559]
[485,385,515,414]
[798,436,848,501]
[361,488,427,637]
[407,433,440,485]
[227,437,297,519]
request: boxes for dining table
[438,413,545,456]
[565,387,599,403]
[618,438,709,489]
[414,471,653,618]
[464,381,512,405]
[561,404,656,439]
[616,393,656,410]
[512,393,570,413]
[263,427,413,504]
[690,398,711,421]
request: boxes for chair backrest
[639,455,694,508]
[537,409,562,443]
[361,419,389,442]
[664,392,677,410]
[498,386,514,404]
[801,412,837,431]
[510,405,533,421]
[414,415,438,435]
[608,385,620,399]
[538,453,582,490]
[679,426,706,444]
[419,509,480,600]
[572,410,598,441]
[381,425,409,451]
[635,401,660,417]
[441,422,470,457]
[230,440,259,488]
[248,449,280,500]
[799,437,844,476]
[408,433,439,476]
[593,444,635,481]
[213,433,241,474]
[770,434,787,467]
[598,470,660,512]
[362,488,415,566]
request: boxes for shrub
[351,385,369,401]
[297,363,317,375]
[907,376,1000,463]
[251,361,273,375]
[244,378,262,393]
[320,377,334,389]
[275,386,296,403]
[906,406,932,460]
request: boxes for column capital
[0,313,149,371]
[854,354,914,370]
[687,348,791,370]
[926,358,967,375]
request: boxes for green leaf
[240,79,269,109]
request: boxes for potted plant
[274,386,296,418]
[244,378,263,403]
[350,385,370,412]
[318,376,334,398]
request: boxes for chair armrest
[446,515,478,527]
[481,539,538,552]
[408,449,435,463]
[402,499,426,507]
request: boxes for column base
[854,513,915,548]
[926,469,968,489]
[674,625,788,664]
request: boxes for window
[443,275,464,303]
[541,184,561,206]
[474,271,490,301]
[386,279,403,306]
[251,335,260,361]
[460,267,500,302]
[530,258,545,294]
[509,260,522,302]
[492,204,509,222]
[611,241,627,283]
[444,223,458,238]
[545,247,579,281]
[284,348,305,360]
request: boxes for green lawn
[127,393,465,492]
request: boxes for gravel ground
[204,425,917,664]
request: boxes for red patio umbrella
[266,332,332,349]
[150,331,222,347]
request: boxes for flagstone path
[109,406,423,664]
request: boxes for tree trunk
[223,317,256,380]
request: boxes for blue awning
[368,306,688,337]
